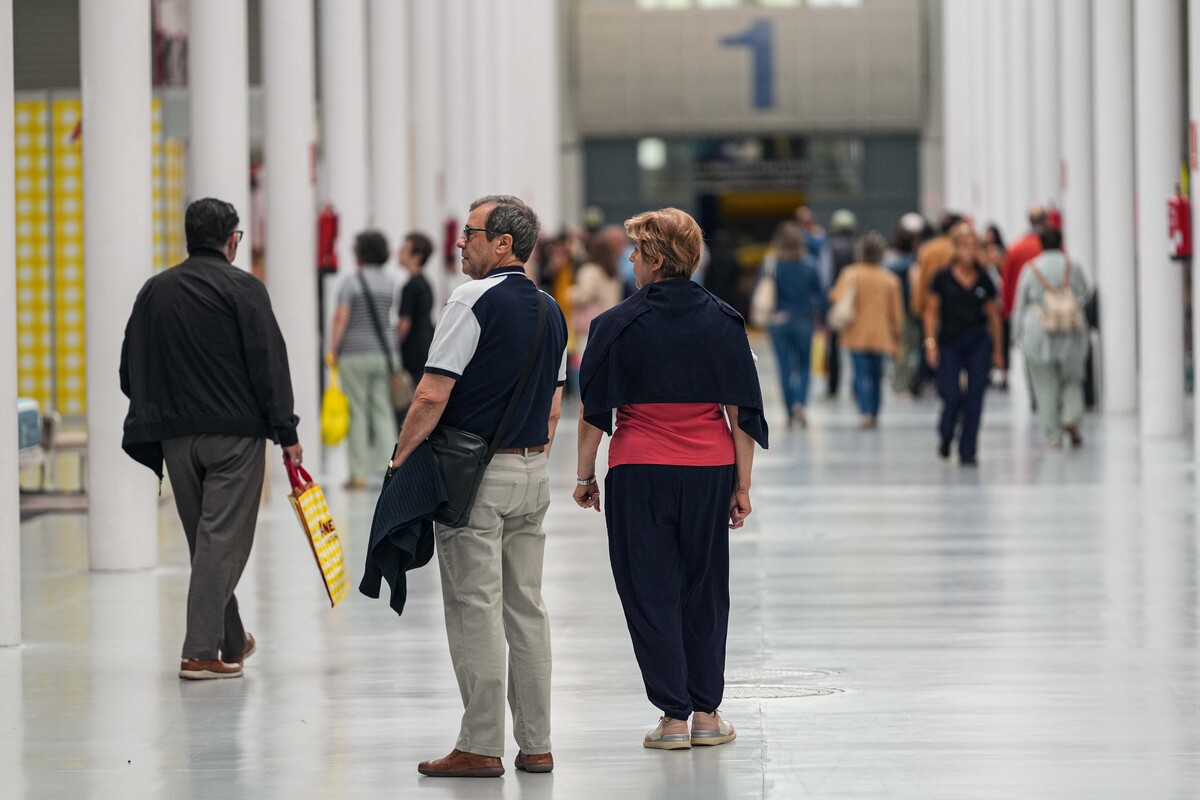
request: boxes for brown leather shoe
[220,632,256,664]
[179,658,243,680]
[515,751,553,773]
[417,749,504,778]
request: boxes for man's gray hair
[470,194,541,263]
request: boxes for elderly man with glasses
[385,195,568,778]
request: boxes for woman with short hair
[829,231,905,428]
[574,208,768,751]
[763,221,825,428]
[328,229,398,489]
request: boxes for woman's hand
[925,342,939,370]
[728,487,752,529]
[992,349,1005,371]
[573,480,601,512]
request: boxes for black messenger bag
[427,292,548,528]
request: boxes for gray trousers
[162,434,266,660]
[435,452,553,757]
[1026,358,1085,443]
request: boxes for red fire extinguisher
[1168,185,1192,261]
[443,216,460,270]
[318,203,339,272]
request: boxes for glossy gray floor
[4,353,1200,799]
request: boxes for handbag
[750,259,777,328]
[358,273,415,410]
[285,459,349,607]
[422,292,548,528]
[827,276,856,332]
[320,355,350,445]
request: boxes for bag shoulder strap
[1028,264,1054,292]
[1060,258,1072,289]
[488,291,549,457]
[357,272,397,375]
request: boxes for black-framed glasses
[232,230,244,244]
[461,225,492,241]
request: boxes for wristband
[576,476,597,486]
[924,338,937,349]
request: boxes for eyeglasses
[232,230,244,244]
[461,226,493,241]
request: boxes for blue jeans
[768,321,813,410]
[850,351,885,417]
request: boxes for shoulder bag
[358,273,415,410]
[827,273,857,332]
[749,258,777,328]
[422,291,549,528]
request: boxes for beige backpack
[1029,259,1083,334]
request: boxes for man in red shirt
[1002,205,1049,320]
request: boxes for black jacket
[579,279,768,449]
[120,248,299,477]
[359,441,444,617]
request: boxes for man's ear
[497,233,514,254]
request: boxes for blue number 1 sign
[720,20,775,110]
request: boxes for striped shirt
[335,266,398,357]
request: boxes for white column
[443,0,473,225]
[0,0,20,645]
[1092,0,1137,414]
[519,0,563,231]
[1189,0,1200,452]
[1005,0,1033,233]
[188,0,251,269]
[1030,0,1060,207]
[471,0,501,196]
[1059,0,1094,281]
[965,0,987,225]
[1134,0,1186,437]
[262,0,319,456]
[368,0,411,247]
[80,0,158,570]
[319,0,370,275]
[940,0,965,211]
[984,0,1010,235]
[412,0,447,303]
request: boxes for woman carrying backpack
[1011,227,1091,448]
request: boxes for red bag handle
[284,457,314,493]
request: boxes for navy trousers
[935,326,992,459]
[605,463,736,720]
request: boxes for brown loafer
[221,632,256,665]
[417,749,504,778]
[515,751,553,773]
[179,658,243,680]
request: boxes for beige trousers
[435,452,552,757]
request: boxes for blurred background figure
[395,231,435,392]
[829,231,903,429]
[1011,227,1091,448]
[763,221,825,429]
[886,215,923,395]
[922,223,1003,466]
[328,230,397,490]
[910,211,963,397]
[980,223,1008,388]
[568,234,623,391]
[824,209,858,398]
[703,228,742,313]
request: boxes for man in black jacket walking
[120,197,304,681]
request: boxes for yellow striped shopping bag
[285,460,349,606]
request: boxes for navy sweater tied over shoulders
[578,279,768,449]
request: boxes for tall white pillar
[1005,0,1033,233]
[412,0,448,303]
[1134,0,1186,437]
[941,0,968,211]
[1092,0,1137,414]
[443,0,473,225]
[188,0,251,270]
[1059,0,1094,280]
[262,0,319,457]
[1030,0,1060,207]
[368,0,411,247]
[1189,0,1200,452]
[965,0,987,225]
[471,0,501,196]
[318,0,370,275]
[0,0,20,645]
[984,0,1010,235]
[519,0,563,231]
[81,0,158,570]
